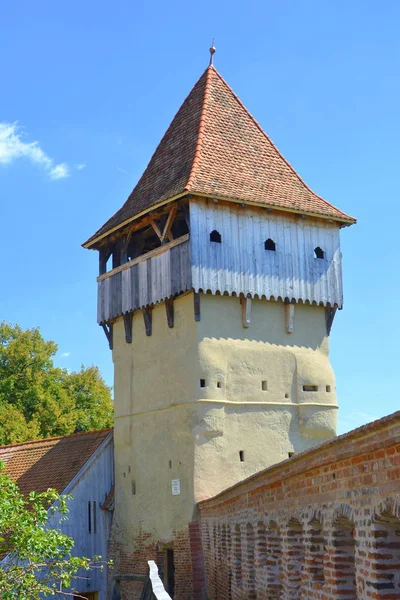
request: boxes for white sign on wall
[171,479,181,495]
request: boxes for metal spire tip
[209,39,216,66]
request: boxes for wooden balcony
[97,235,191,324]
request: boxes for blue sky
[1,0,399,434]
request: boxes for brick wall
[198,411,400,599]
[108,520,205,600]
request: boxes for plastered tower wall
[110,291,337,598]
[84,64,355,599]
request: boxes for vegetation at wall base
[0,462,102,599]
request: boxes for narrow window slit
[261,380,268,391]
[326,385,331,392]
[314,247,325,259]
[239,450,245,462]
[200,379,206,388]
[88,501,92,534]
[303,385,318,392]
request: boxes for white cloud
[0,121,70,180]
[60,352,71,358]
[50,163,69,180]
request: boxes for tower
[84,64,355,599]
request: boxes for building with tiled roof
[84,59,356,599]
[84,64,355,249]
[0,429,114,600]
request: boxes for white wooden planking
[97,238,191,323]
[46,434,114,600]
[190,199,343,307]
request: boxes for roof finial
[209,39,216,66]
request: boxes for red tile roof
[85,66,355,247]
[0,429,112,497]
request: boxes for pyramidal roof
[85,65,355,247]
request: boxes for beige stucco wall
[112,292,337,546]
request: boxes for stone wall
[198,411,400,599]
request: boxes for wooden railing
[97,235,191,324]
[110,561,172,600]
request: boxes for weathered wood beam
[112,241,121,269]
[124,313,133,343]
[113,574,147,582]
[97,235,189,282]
[182,203,190,229]
[160,205,177,243]
[101,323,113,349]
[149,218,163,241]
[143,307,152,336]
[241,296,252,328]
[194,292,201,322]
[165,299,174,328]
[99,247,112,275]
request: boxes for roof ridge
[0,427,113,452]
[209,67,354,221]
[185,65,213,191]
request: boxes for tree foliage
[0,462,101,599]
[0,322,113,444]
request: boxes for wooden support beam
[101,323,113,350]
[325,306,337,335]
[120,231,132,264]
[124,313,133,343]
[241,297,251,328]
[182,203,190,229]
[99,247,112,275]
[160,205,177,243]
[112,241,121,269]
[285,302,295,334]
[165,299,174,328]
[193,292,201,322]
[149,218,163,241]
[143,307,152,336]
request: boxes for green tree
[0,463,101,599]
[0,322,113,444]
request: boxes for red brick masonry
[198,411,400,599]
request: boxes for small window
[261,380,268,391]
[239,450,245,462]
[216,381,222,388]
[200,379,206,388]
[326,385,331,393]
[210,230,221,243]
[264,238,276,251]
[314,247,324,259]
[169,460,172,469]
[88,501,97,533]
[288,451,295,458]
[93,501,97,534]
[303,385,318,392]
[88,501,91,534]
[285,393,289,398]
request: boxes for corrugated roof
[85,65,355,247]
[0,429,112,497]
